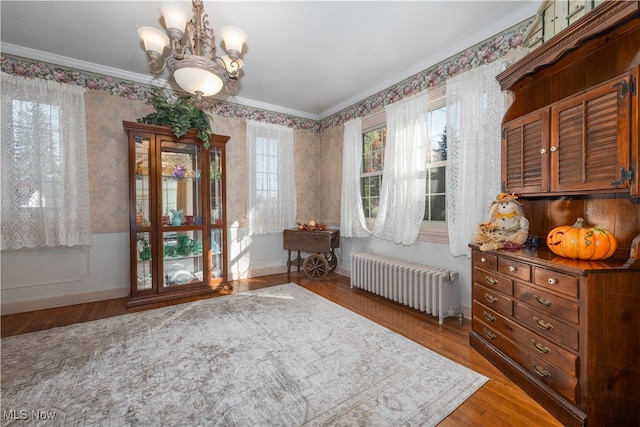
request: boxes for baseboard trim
[2,266,472,321]
[1,288,129,315]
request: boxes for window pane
[429,166,446,193]
[429,195,447,222]
[361,126,386,218]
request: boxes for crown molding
[1,42,319,121]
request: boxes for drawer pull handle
[534,316,554,330]
[485,294,498,303]
[485,276,498,285]
[533,294,553,307]
[483,328,496,340]
[483,311,496,322]
[480,257,487,263]
[508,266,516,272]
[531,339,551,354]
[547,278,558,285]
[531,362,551,378]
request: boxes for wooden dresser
[469,245,639,426]
[470,2,640,426]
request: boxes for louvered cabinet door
[502,109,550,194]
[550,72,632,192]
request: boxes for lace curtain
[1,73,91,250]
[246,120,296,235]
[372,90,429,245]
[340,118,370,238]
[446,59,511,256]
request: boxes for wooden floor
[1,273,562,426]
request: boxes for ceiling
[1,1,540,120]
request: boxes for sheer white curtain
[1,73,91,249]
[340,118,370,238]
[246,120,296,235]
[446,59,511,256]
[372,91,429,245]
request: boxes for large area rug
[1,283,487,426]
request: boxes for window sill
[417,230,449,244]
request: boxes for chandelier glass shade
[138,0,247,99]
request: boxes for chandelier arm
[167,28,188,58]
[145,51,166,75]
[224,78,238,96]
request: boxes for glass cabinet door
[136,231,153,291]
[210,146,225,283]
[159,138,204,289]
[134,136,153,292]
[134,136,152,229]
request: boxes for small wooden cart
[283,228,340,280]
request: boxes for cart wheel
[303,254,330,281]
[325,252,338,273]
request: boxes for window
[255,136,279,212]
[12,99,62,208]
[1,74,91,249]
[359,90,448,237]
[245,120,296,235]
[425,103,447,223]
[361,126,386,218]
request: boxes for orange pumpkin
[547,218,617,260]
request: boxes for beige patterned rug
[1,283,487,426]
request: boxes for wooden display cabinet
[124,121,229,306]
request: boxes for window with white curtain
[359,88,448,240]
[245,120,296,235]
[1,73,91,250]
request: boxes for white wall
[1,233,130,314]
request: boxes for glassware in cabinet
[135,231,153,291]
[160,138,203,227]
[162,230,204,287]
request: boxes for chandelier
[138,0,247,99]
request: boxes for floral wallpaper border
[1,18,531,133]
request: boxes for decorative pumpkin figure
[473,193,529,252]
[547,218,617,260]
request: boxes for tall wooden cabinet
[124,121,229,307]
[471,2,640,427]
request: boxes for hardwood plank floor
[1,273,562,426]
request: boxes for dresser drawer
[473,301,577,377]
[516,344,579,404]
[472,250,497,270]
[473,317,578,404]
[473,284,514,316]
[498,257,531,282]
[534,267,579,298]
[516,303,579,351]
[473,267,514,296]
[515,282,579,325]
